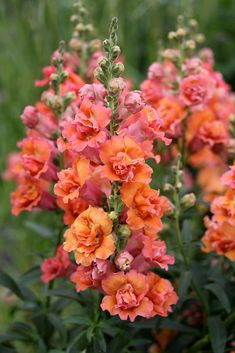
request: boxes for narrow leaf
[0,270,24,300]
[208,316,227,353]
[206,283,231,313]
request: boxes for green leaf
[0,270,24,300]
[182,220,192,243]
[208,316,227,353]
[24,221,56,238]
[20,266,41,285]
[96,330,107,352]
[48,313,67,345]
[206,283,231,313]
[0,333,28,344]
[47,288,78,300]
[178,271,192,299]
[63,315,91,326]
[66,331,87,353]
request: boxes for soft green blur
[0,0,235,327]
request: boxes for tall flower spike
[95,17,124,135]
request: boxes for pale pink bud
[20,106,39,128]
[79,83,107,103]
[147,62,164,81]
[124,90,145,114]
[115,251,134,270]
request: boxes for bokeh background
[1,0,235,327]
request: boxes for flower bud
[176,28,187,37]
[98,56,108,69]
[124,90,145,113]
[20,106,39,128]
[70,14,78,23]
[89,39,102,52]
[109,78,125,95]
[50,73,59,82]
[69,38,82,51]
[119,225,131,238]
[185,40,196,50]
[168,31,177,40]
[94,67,106,83]
[108,211,118,220]
[103,39,110,51]
[180,193,196,209]
[112,62,125,77]
[76,23,85,32]
[111,45,121,60]
[147,62,163,81]
[163,183,175,193]
[195,33,205,43]
[84,24,94,33]
[115,251,134,271]
[189,19,198,27]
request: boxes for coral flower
[57,197,89,225]
[11,178,52,216]
[221,164,235,189]
[54,158,90,203]
[120,182,170,232]
[101,270,153,322]
[155,97,186,136]
[100,136,152,183]
[180,73,214,107]
[41,245,74,283]
[18,136,56,179]
[60,99,111,152]
[202,219,235,261]
[146,272,178,317]
[142,235,175,270]
[199,120,228,146]
[70,265,94,292]
[63,206,115,265]
[211,189,235,225]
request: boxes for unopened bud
[20,106,39,128]
[103,39,110,51]
[176,182,183,191]
[112,62,125,77]
[70,14,78,23]
[124,90,145,113]
[89,39,102,52]
[119,225,131,238]
[163,183,175,193]
[84,24,94,33]
[76,23,85,32]
[168,31,177,40]
[98,56,108,69]
[111,45,121,60]
[69,38,82,51]
[109,77,125,95]
[185,40,196,50]
[109,211,118,221]
[181,193,196,209]
[94,67,106,83]
[176,28,187,37]
[195,33,205,43]
[50,73,59,82]
[189,19,198,27]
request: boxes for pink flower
[115,251,134,270]
[180,74,214,107]
[21,106,39,128]
[60,99,111,152]
[147,62,164,81]
[79,83,107,104]
[142,236,175,270]
[124,91,145,114]
[221,165,235,189]
[41,245,75,283]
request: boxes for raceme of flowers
[4,13,235,325]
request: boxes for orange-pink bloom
[101,270,153,322]
[54,158,90,203]
[120,182,170,232]
[63,206,115,265]
[59,99,111,152]
[100,136,152,183]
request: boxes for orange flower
[18,136,54,179]
[54,158,90,203]
[146,272,178,317]
[155,97,185,135]
[186,108,215,145]
[101,270,153,321]
[211,188,235,225]
[63,206,115,265]
[197,166,226,202]
[100,136,152,183]
[60,99,111,152]
[202,219,235,261]
[11,178,44,216]
[57,197,89,225]
[120,182,170,232]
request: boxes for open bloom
[11,178,54,216]
[202,218,235,261]
[57,197,89,225]
[59,99,111,152]
[41,245,75,283]
[120,182,170,232]
[211,189,235,225]
[18,136,57,180]
[63,206,115,265]
[54,158,90,203]
[146,272,178,317]
[180,73,214,107]
[100,136,152,183]
[221,164,235,189]
[101,270,153,322]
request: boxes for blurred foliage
[1,0,235,329]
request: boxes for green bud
[108,211,118,221]
[111,45,121,60]
[163,183,175,193]
[119,225,131,239]
[112,62,124,77]
[103,39,111,52]
[180,193,196,209]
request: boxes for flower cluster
[201,164,235,261]
[5,15,178,322]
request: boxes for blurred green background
[1,0,235,327]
